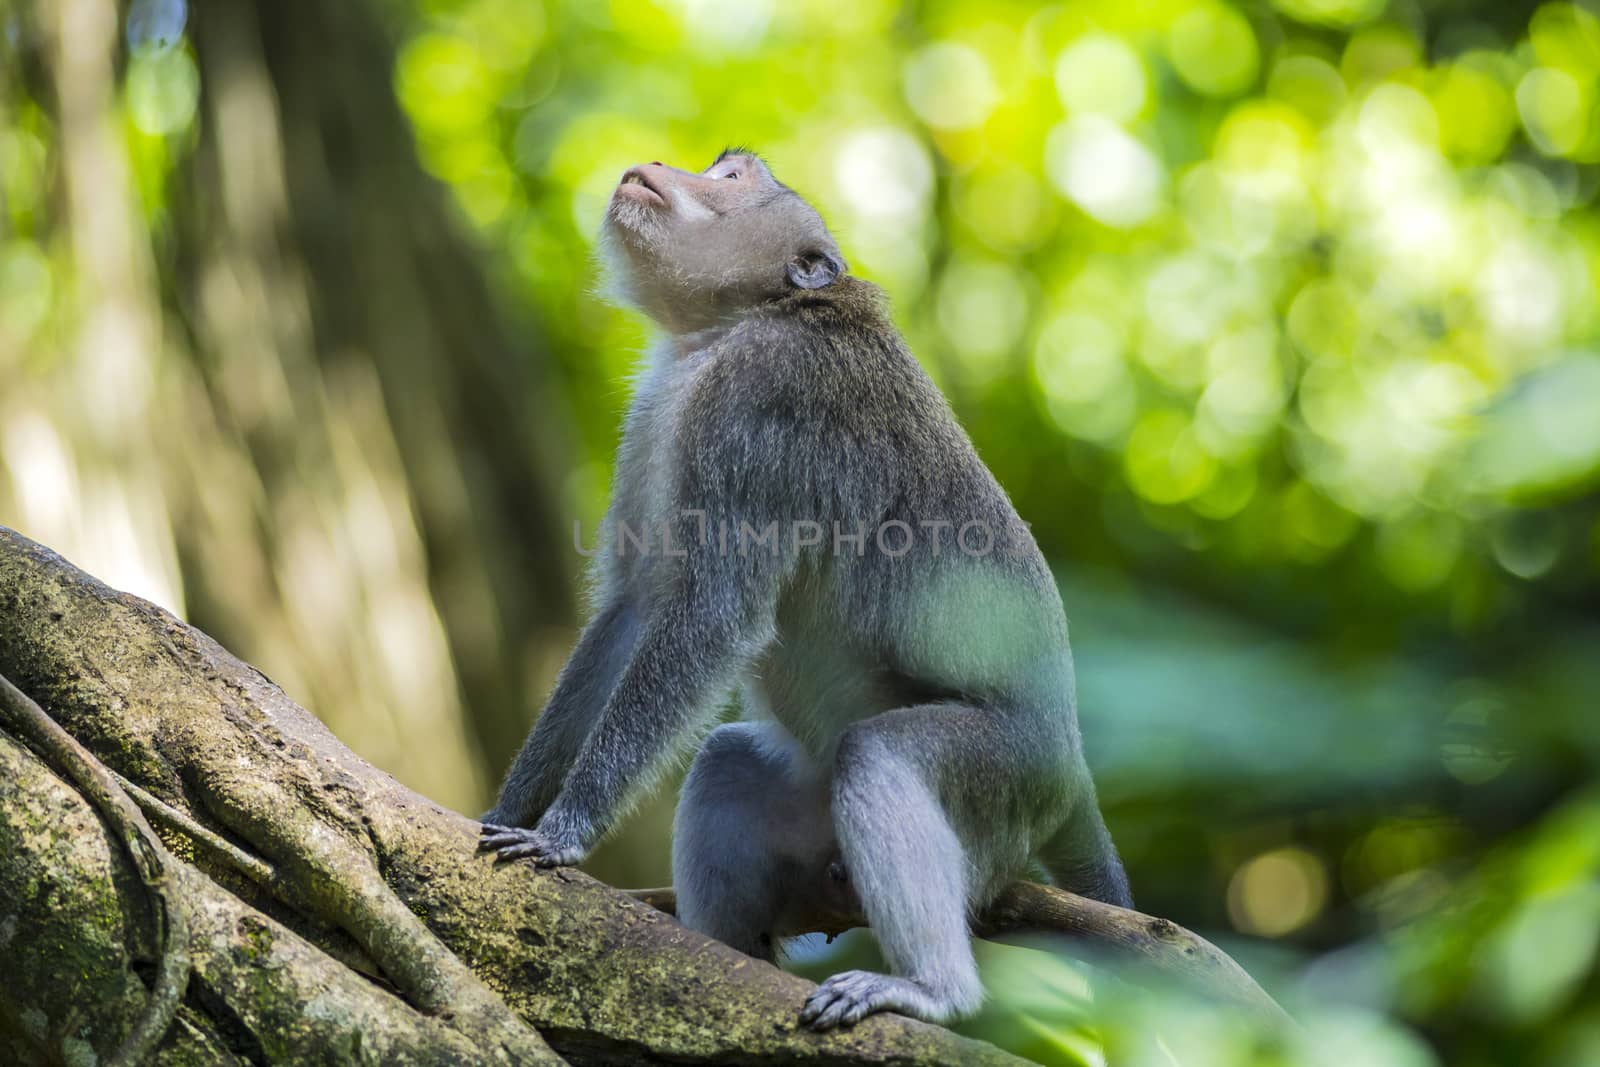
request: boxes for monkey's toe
[800,970,933,1030]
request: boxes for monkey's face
[602,151,846,334]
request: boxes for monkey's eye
[721,171,739,180]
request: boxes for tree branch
[629,880,1292,1030]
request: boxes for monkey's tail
[1038,802,1133,909]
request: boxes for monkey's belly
[741,638,908,768]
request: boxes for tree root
[0,672,190,1067]
[0,729,528,1064]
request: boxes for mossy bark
[0,526,1020,1066]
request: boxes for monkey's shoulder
[756,276,904,353]
[691,279,946,428]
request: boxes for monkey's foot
[478,822,587,867]
[799,970,958,1030]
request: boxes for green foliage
[391,0,1600,614]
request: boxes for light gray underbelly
[740,630,902,768]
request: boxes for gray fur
[481,151,1130,1029]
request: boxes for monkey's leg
[803,703,1056,1030]
[1038,795,1133,908]
[672,721,834,960]
[481,600,641,829]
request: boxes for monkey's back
[688,279,1080,763]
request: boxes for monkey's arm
[481,598,642,828]
[483,534,784,866]
[483,337,815,866]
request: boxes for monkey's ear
[786,251,845,290]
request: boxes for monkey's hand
[478,821,588,867]
[800,971,961,1030]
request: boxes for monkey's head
[602,149,847,334]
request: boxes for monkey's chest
[609,356,709,585]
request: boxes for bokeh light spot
[1215,100,1315,187]
[956,166,1050,251]
[1144,252,1232,347]
[1191,463,1258,519]
[903,42,1000,131]
[125,46,200,136]
[936,259,1030,378]
[1197,326,1286,455]
[1168,5,1260,98]
[1046,117,1164,228]
[1054,34,1147,122]
[1034,311,1136,444]
[1375,513,1463,593]
[1516,67,1590,157]
[832,127,933,222]
[1358,83,1440,157]
[1228,847,1329,936]
[1124,410,1217,504]
[1489,512,1565,580]
[1432,61,1516,164]
[1528,3,1600,79]
[1287,279,1360,361]
[1272,0,1384,28]
[1440,697,1515,785]
[1268,54,1347,126]
[1342,24,1422,86]
[396,33,497,137]
[668,0,773,51]
[1034,311,1126,404]
[1278,481,1359,560]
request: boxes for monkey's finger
[494,844,550,861]
[822,971,873,994]
[532,846,586,867]
[480,831,536,850]
[797,994,828,1024]
[799,988,842,1025]
[479,824,528,848]
[808,994,858,1031]
[479,822,516,835]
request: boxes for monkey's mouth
[616,169,667,208]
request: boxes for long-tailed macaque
[481,149,1131,1029]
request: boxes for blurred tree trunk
[0,526,1018,1067]
[7,0,578,814]
[169,0,576,810]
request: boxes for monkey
[479,148,1132,1030]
